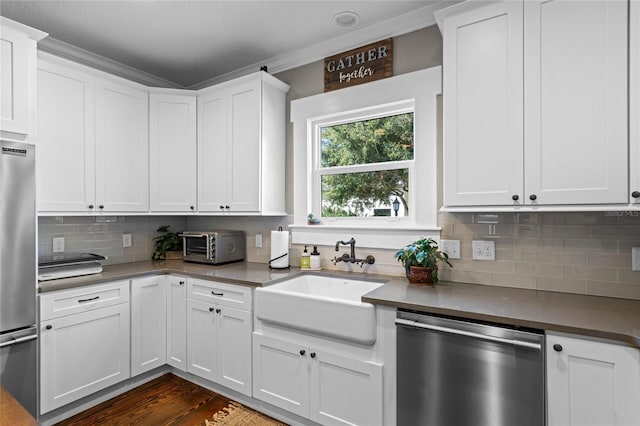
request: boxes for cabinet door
[631,0,640,206]
[131,276,167,376]
[186,298,217,382]
[252,334,309,418]
[166,275,187,371]
[228,79,261,212]
[309,349,383,426]
[524,0,628,205]
[442,1,524,206]
[36,59,96,212]
[40,303,130,414]
[547,333,640,426]
[149,93,197,212]
[94,79,149,212]
[216,306,252,396]
[197,88,228,212]
[0,24,29,135]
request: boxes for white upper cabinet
[149,91,197,212]
[439,0,629,208]
[0,17,47,139]
[94,78,149,212]
[631,1,640,207]
[37,53,149,214]
[441,2,524,207]
[197,72,289,214]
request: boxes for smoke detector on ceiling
[333,11,360,28]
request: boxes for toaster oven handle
[183,233,208,238]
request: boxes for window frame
[311,101,416,223]
[290,67,442,249]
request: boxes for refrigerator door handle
[0,333,37,348]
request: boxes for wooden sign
[324,38,393,92]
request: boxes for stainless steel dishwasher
[396,310,545,426]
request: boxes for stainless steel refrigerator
[0,140,37,417]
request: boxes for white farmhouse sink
[255,274,384,345]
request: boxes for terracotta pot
[165,250,183,260]
[406,266,435,285]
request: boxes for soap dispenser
[301,245,311,269]
[310,246,321,271]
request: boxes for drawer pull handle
[45,325,52,330]
[310,352,316,358]
[216,308,221,314]
[78,296,100,303]
[299,349,305,356]
[209,307,215,312]
[211,291,224,296]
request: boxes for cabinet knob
[512,194,519,201]
[88,204,94,209]
[310,352,316,358]
[220,205,225,210]
[45,324,52,330]
[632,191,640,199]
[99,204,104,209]
[225,205,230,210]
[209,307,215,312]
[179,281,185,285]
[190,205,195,210]
[216,308,221,314]
[299,349,306,356]
[553,343,563,352]
[529,194,537,201]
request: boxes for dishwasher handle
[395,318,542,351]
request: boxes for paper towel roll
[270,229,290,269]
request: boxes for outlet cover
[255,233,263,248]
[633,247,640,272]
[472,240,495,260]
[123,234,132,248]
[440,240,460,259]
[52,237,65,253]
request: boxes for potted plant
[152,225,183,260]
[394,237,452,284]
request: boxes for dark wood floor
[55,373,232,426]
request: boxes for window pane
[320,113,414,168]
[321,169,408,217]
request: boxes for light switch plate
[52,237,65,253]
[123,234,132,248]
[255,233,263,248]
[440,240,460,259]
[472,240,495,260]
[633,247,640,272]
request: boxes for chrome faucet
[332,238,375,267]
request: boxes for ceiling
[0,1,453,89]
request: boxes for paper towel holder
[269,226,290,270]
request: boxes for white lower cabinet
[253,333,383,426]
[131,276,167,376]
[39,282,130,414]
[186,280,253,396]
[166,275,187,371]
[546,332,640,426]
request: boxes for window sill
[289,224,440,250]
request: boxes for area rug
[205,401,288,426]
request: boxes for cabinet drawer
[187,278,252,310]
[40,280,130,321]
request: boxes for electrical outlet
[255,233,263,248]
[472,240,495,260]
[440,240,460,259]
[633,247,640,272]
[52,237,65,253]
[123,234,132,248]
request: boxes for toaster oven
[182,231,245,265]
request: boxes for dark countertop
[38,260,640,348]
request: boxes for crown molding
[36,1,459,90]
[37,37,182,88]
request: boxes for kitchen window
[290,67,442,248]
[314,108,414,219]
